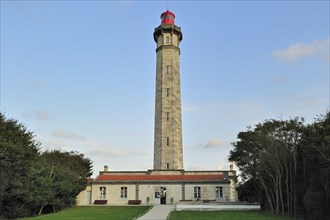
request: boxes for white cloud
[205,138,226,148]
[22,111,49,120]
[186,139,227,150]
[51,130,87,141]
[272,39,329,61]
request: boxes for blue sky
[1,1,329,177]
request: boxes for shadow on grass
[21,206,151,220]
[168,210,295,220]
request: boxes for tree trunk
[38,205,44,215]
[260,177,275,213]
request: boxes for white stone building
[77,10,237,206]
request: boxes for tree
[0,113,93,219]
[229,117,304,216]
[236,179,260,203]
[0,113,43,219]
[39,150,93,213]
[298,110,330,219]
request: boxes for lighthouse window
[166,112,170,121]
[166,88,170,97]
[166,65,172,74]
[166,36,170,44]
[166,137,170,146]
[164,14,174,20]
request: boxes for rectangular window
[166,112,170,121]
[166,65,172,74]
[166,36,170,44]
[166,137,169,146]
[166,88,170,97]
[121,187,127,199]
[216,186,223,198]
[166,163,170,169]
[100,186,106,199]
[194,186,201,199]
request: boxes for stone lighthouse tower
[153,10,183,170]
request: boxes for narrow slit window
[166,88,170,97]
[166,163,170,169]
[166,65,172,74]
[166,137,169,146]
[166,112,170,121]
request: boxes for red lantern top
[161,10,175,25]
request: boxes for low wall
[176,203,261,211]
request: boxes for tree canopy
[229,110,330,219]
[0,113,93,219]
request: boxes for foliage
[298,111,330,219]
[229,117,304,216]
[39,150,93,213]
[20,206,151,220]
[0,113,42,218]
[0,113,93,219]
[236,179,260,203]
[229,110,330,219]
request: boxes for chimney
[104,165,109,172]
[229,164,233,171]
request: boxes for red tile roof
[95,174,225,182]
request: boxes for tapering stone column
[153,10,183,170]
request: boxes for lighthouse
[153,10,184,170]
[77,10,238,206]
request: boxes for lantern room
[161,10,175,25]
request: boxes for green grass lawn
[21,207,296,220]
[21,206,150,220]
[169,211,293,220]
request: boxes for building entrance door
[155,186,167,205]
[160,187,166,204]
[154,186,160,205]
